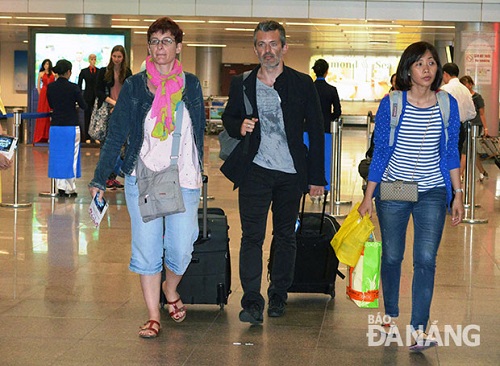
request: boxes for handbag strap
[136,98,185,179]
[242,70,253,156]
[384,105,435,182]
[169,101,184,166]
[169,72,187,166]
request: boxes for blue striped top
[384,103,445,192]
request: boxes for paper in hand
[88,194,108,228]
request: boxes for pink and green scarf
[145,56,184,140]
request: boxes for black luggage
[268,192,344,298]
[161,175,231,309]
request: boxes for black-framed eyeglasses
[148,38,175,46]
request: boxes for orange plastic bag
[331,202,375,267]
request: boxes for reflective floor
[0,129,498,366]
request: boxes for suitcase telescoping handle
[298,190,328,235]
[201,174,208,240]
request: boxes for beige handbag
[380,108,434,202]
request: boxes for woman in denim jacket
[89,17,205,338]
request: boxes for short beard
[259,55,281,70]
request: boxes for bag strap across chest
[388,90,450,147]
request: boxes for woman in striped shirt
[359,41,464,352]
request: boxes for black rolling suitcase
[269,192,344,298]
[161,175,231,310]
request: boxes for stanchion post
[462,125,487,224]
[333,118,351,206]
[463,121,471,208]
[328,119,349,219]
[0,110,32,208]
[366,111,372,151]
[39,178,58,197]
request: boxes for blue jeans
[125,174,200,276]
[375,187,447,331]
[238,163,302,310]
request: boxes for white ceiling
[0,13,456,54]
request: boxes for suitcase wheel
[217,283,227,310]
[328,284,336,299]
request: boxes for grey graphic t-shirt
[253,78,296,174]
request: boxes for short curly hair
[147,17,183,44]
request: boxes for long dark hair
[39,59,53,73]
[104,45,129,84]
[395,41,442,91]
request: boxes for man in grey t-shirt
[221,20,326,325]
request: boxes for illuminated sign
[310,55,400,101]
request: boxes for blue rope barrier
[21,112,52,119]
[0,112,51,119]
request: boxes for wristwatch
[454,188,464,194]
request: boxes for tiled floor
[0,129,498,366]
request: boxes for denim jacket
[89,70,206,191]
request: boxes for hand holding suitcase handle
[298,190,329,235]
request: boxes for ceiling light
[173,20,206,24]
[2,23,49,27]
[15,16,65,20]
[339,23,402,28]
[208,20,256,25]
[187,43,226,47]
[286,22,338,27]
[141,18,205,24]
[343,30,399,34]
[405,25,455,29]
[112,18,141,22]
[111,25,149,29]
[225,28,254,32]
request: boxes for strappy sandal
[167,298,187,323]
[139,319,161,338]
